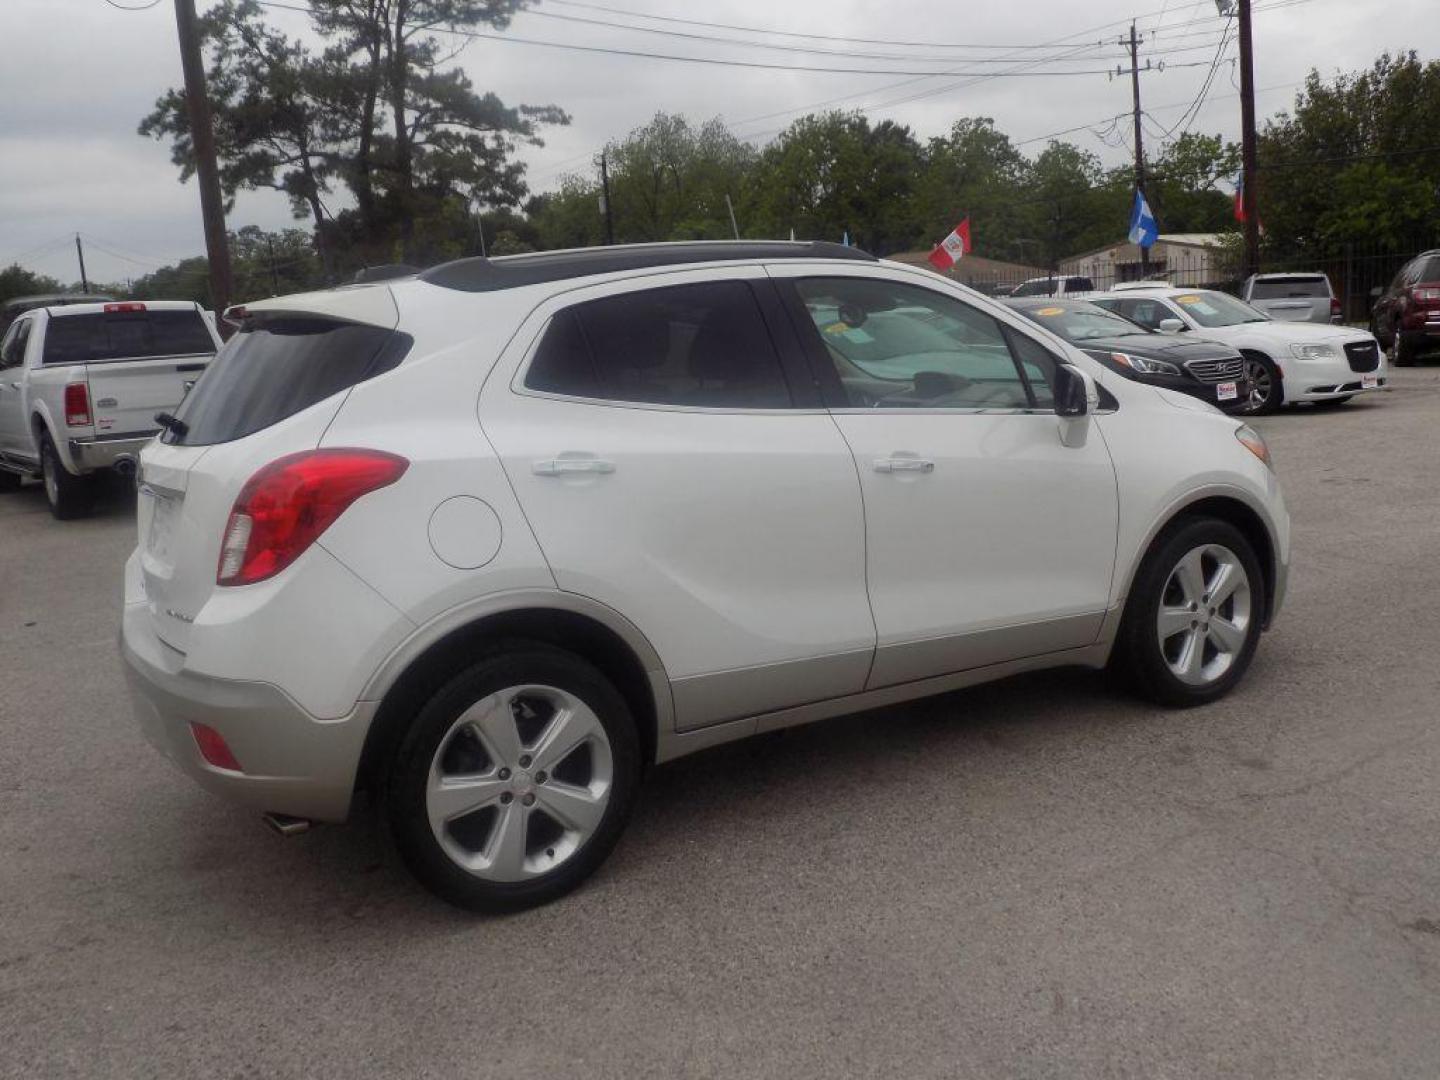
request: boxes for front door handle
[873,456,934,474]
[533,457,615,476]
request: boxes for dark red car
[1371,250,1440,366]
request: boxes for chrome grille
[1344,341,1380,372]
[1183,356,1245,383]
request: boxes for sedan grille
[1183,356,1245,383]
[1345,341,1380,372]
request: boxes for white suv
[121,242,1290,912]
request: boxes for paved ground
[3,372,1439,1079]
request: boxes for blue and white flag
[1128,189,1158,249]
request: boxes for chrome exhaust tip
[114,455,137,478]
[262,812,313,837]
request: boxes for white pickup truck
[0,300,221,518]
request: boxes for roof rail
[353,264,420,284]
[418,240,874,293]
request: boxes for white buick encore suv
[121,242,1289,912]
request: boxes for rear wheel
[1241,353,1282,414]
[386,643,641,913]
[1113,518,1264,707]
[39,432,93,520]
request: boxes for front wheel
[1241,354,1283,415]
[1113,518,1264,707]
[1393,335,1417,367]
[386,643,641,913]
[39,432,93,520]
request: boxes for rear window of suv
[42,309,215,365]
[164,316,410,446]
[1250,276,1329,299]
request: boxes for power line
[253,1,1148,78]
[102,0,163,9]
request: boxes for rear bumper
[69,432,154,472]
[120,586,376,823]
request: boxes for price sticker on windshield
[1036,307,1065,317]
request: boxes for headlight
[1235,424,1273,470]
[1289,342,1337,360]
[1109,351,1181,376]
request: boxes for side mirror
[1053,364,1090,418]
[1158,318,1186,333]
[1369,286,1383,299]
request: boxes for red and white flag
[927,218,972,271]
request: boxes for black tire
[39,432,93,520]
[1311,396,1353,409]
[1393,335,1417,367]
[386,641,641,913]
[1241,353,1283,415]
[1112,517,1265,708]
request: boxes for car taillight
[1412,286,1440,303]
[190,722,242,772]
[1330,296,1342,318]
[64,383,92,426]
[103,302,146,313]
[217,449,408,586]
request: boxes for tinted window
[0,321,25,368]
[1250,277,1329,299]
[41,309,215,365]
[1011,278,1061,297]
[1004,329,1061,409]
[166,317,409,446]
[526,281,792,408]
[795,278,1037,409]
[1100,297,1172,331]
[1065,277,1095,292]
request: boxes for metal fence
[947,239,1440,326]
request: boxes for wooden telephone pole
[1237,0,1261,278]
[173,0,233,319]
[1124,22,1151,277]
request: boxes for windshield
[1017,303,1150,343]
[1250,277,1329,299]
[1171,291,1270,328]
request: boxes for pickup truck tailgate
[87,354,209,436]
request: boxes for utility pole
[266,235,280,295]
[1124,22,1151,277]
[598,151,615,246]
[74,235,89,294]
[1237,0,1261,278]
[173,0,233,318]
[724,194,740,240]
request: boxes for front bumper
[120,595,376,823]
[69,432,154,472]
[1282,344,1385,401]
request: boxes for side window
[1120,299,1166,331]
[793,277,1038,410]
[1003,330,1060,409]
[0,324,16,369]
[6,320,32,368]
[524,280,793,408]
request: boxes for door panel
[831,411,1118,687]
[480,272,875,731]
[769,266,1120,688]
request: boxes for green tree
[914,118,1032,260]
[744,111,924,254]
[1259,52,1440,252]
[0,265,66,306]
[1146,133,1240,235]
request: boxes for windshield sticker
[1176,295,1203,305]
[841,328,875,344]
[1035,306,1065,316]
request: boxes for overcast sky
[2,0,1434,285]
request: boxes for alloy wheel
[1156,543,1252,687]
[1244,358,1272,412]
[425,684,614,882]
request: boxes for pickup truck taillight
[64,383,92,427]
[1330,296,1342,320]
[217,449,409,586]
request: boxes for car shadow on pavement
[1,474,136,520]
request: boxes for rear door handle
[533,458,615,476]
[873,456,934,474]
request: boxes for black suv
[1005,297,1250,414]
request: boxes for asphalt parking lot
[3,372,1439,1079]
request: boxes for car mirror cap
[1158,318,1186,333]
